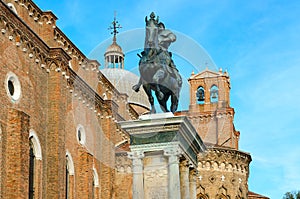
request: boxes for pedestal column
[180,160,190,199]
[128,151,144,199]
[189,169,197,199]
[164,148,182,199]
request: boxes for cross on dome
[108,11,122,42]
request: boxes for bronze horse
[132,13,182,113]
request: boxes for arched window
[66,151,74,199]
[65,160,69,199]
[210,85,218,103]
[29,139,35,199]
[197,185,208,199]
[216,195,227,199]
[29,130,42,160]
[216,186,229,199]
[7,3,18,15]
[92,167,99,198]
[198,194,208,199]
[28,130,42,199]
[196,86,205,104]
[236,187,244,199]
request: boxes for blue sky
[34,0,300,198]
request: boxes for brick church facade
[0,0,269,198]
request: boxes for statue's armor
[158,29,176,51]
[156,29,181,85]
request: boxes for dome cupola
[101,14,150,113]
[104,14,124,69]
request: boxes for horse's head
[144,12,159,49]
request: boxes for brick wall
[2,108,30,199]
[0,10,120,197]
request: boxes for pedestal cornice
[118,114,206,167]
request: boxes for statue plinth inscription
[144,155,168,199]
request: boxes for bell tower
[189,68,230,112]
[177,68,240,149]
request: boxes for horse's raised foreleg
[143,84,156,113]
[132,77,143,92]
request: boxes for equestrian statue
[132,12,182,113]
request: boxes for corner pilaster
[179,160,191,199]
[128,151,145,199]
[189,169,197,199]
[164,147,182,199]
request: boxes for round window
[5,72,21,102]
[76,125,86,145]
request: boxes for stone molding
[198,147,251,164]
[130,142,181,155]
[6,0,57,26]
[116,155,132,173]
[0,2,48,62]
[198,147,251,175]
[53,28,87,66]
[4,0,92,71]
[163,145,183,157]
[126,124,180,135]
[1,1,137,120]
[187,107,235,119]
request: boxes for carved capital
[128,151,144,174]
[189,169,198,182]
[127,151,144,165]
[180,159,191,167]
[164,147,182,164]
[164,147,182,156]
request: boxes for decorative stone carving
[198,147,251,174]
[128,151,144,165]
[144,155,168,199]
[164,147,182,163]
[197,147,251,199]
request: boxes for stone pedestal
[118,113,206,199]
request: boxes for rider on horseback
[133,21,181,92]
[157,22,182,86]
[132,12,182,113]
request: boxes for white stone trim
[76,124,86,146]
[7,3,18,15]
[29,129,42,160]
[66,151,75,175]
[5,72,22,102]
[68,60,73,69]
[93,167,99,187]
[130,142,181,154]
